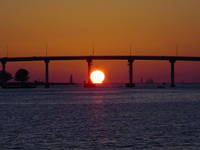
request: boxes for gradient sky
[0,0,200,83]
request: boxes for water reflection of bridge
[1,56,200,88]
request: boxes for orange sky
[0,0,200,83]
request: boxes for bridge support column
[1,61,6,73]
[169,60,176,87]
[84,59,95,87]
[44,60,50,88]
[87,59,92,84]
[1,61,7,87]
[126,59,135,87]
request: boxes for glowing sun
[90,70,105,84]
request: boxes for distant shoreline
[1,82,200,89]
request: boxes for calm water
[0,85,200,150]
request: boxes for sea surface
[0,84,200,150]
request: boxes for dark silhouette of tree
[0,71,12,85]
[15,69,29,83]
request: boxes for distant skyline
[0,0,200,82]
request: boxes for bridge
[1,55,200,88]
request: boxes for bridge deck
[1,56,200,62]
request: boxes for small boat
[84,83,96,88]
[125,83,135,88]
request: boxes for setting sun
[90,70,105,84]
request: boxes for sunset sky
[0,0,200,83]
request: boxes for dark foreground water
[0,85,200,150]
